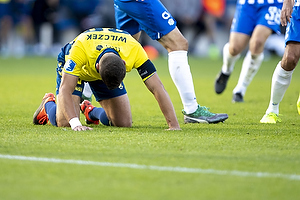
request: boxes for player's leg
[99,94,132,127]
[260,42,300,123]
[260,5,300,123]
[268,43,300,111]
[222,35,247,73]
[232,25,271,102]
[158,27,198,115]
[33,93,56,125]
[32,92,81,127]
[115,0,195,112]
[215,2,253,94]
[114,0,228,123]
[131,31,141,41]
[160,27,228,123]
[150,6,228,122]
[81,94,131,127]
[81,80,131,127]
[233,4,282,102]
[158,27,188,51]
[41,79,83,127]
[224,32,250,72]
[33,43,64,126]
[215,32,249,94]
[259,62,291,124]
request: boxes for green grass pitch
[0,55,299,200]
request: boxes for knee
[228,45,241,56]
[249,38,264,54]
[56,117,70,127]
[56,120,70,127]
[169,37,188,51]
[162,35,189,52]
[113,120,132,127]
[56,121,70,127]
[177,37,189,51]
[282,53,298,71]
[123,121,132,127]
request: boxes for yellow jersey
[63,28,150,82]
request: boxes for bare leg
[99,94,132,127]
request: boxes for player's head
[99,52,126,90]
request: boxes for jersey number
[265,6,281,25]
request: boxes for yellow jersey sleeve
[63,40,88,77]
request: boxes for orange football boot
[80,100,99,125]
[33,93,55,125]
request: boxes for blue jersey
[238,0,283,5]
[285,2,300,44]
[231,0,283,35]
[114,0,176,40]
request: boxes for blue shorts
[114,0,176,40]
[231,3,282,35]
[285,6,300,44]
[88,80,126,102]
[56,43,127,101]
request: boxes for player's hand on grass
[72,125,93,131]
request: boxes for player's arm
[58,72,92,131]
[138,60,181,130]
[281,0,295,26]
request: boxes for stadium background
[0,0,285,59]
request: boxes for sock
[266,62,294,115]
[233,51,264,96]
[89,107,111,126]
[168,50,198,114]
[45,101,57,126]
[221,42,241,75]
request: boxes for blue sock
[45,101,57,126]
[89,107,111,126]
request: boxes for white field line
[0,154,299,181]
